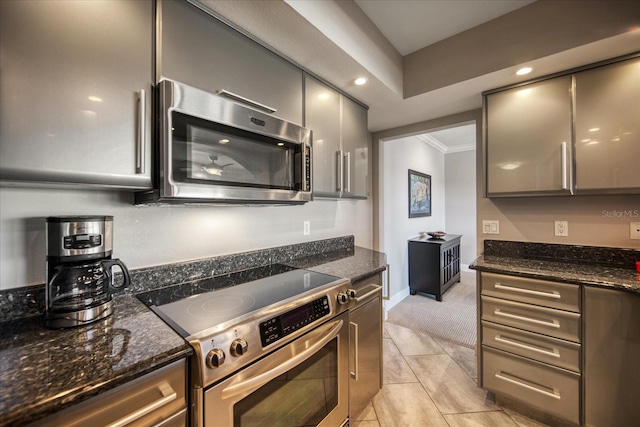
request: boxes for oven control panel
[259,296,330,347]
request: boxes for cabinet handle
[106,381,177,427]
[217,89,277,114]
[494,283,561,299]
[136,89,146,174]
[495,372,561,400]
[494,309,561,328]
[383,264,390,301]
[343,151,351,193]
[350,321,359,380]
[336,150,344,192]
[561,141,568,190]
[494,334,561,358]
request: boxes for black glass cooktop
[137,264,342,337]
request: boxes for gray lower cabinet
[0,0,153,189]
[304,74,369,199]
[349,274,383,421]
[478,272,582,425]
[584,287,640,427]
[159,0,303,125]
[30,359,188,427]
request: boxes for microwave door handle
[220,319,343,401]
[217,89,277,114]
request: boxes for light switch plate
[482,220,500,235]
[303,221,310,236]
[631,222,640,240]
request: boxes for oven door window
[171,112,300,190]
[235,340,338,426]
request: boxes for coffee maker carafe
[46,216,130,328]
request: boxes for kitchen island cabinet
[0,0,153,189]
[159,0,303,125]
[304,74,369,199]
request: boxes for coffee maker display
[45,216,130,328]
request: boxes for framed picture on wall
[408,169,431,218]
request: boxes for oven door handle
[220,318,344,401]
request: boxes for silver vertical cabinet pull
[336,150,344,192]
[350,321,359,380]
[560,141,568,190]
[344,151,351,193]
[136,89,146,175]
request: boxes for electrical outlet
[303,221,310,236]
[631,222,640,240]
[555,221,569,237]
[482,220,499,235]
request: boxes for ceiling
[198,0,640,149]
[354,0,535,56]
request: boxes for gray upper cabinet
[159,0,303,125]
[485,76,573,196]
[304,74,369,199]
[0,0,152,189]
[573,57,640,194]
[485,55,640,197]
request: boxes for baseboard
[383,288,410,320]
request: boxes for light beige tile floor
[352,322,550,427]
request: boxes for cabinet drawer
[482,346,580,425]
[482,321,580,372]
[482,296,580,343]
[481,272,580,312]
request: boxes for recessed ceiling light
[88,96,103,102]
[354,77,367,86]
[318,92,330,100]
[516,67,532,76]
[219,139,229,144]
[589,127,600,132]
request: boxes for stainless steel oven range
[137,264,353,427]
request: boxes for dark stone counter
[471,240,640,295]
[0,236,386,425]
[0,295,192,426]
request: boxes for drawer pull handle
[106,381,177,427]
[495,372,560,400]
[494,283,561,299]
[494,309,561,329]
[495,335,560,358]
[217,89,277,114]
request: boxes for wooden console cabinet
[408,234,461,301]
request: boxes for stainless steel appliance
[137,264,354,427]
[46,216,130,328]
[135,79,312,205]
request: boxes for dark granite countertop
[0,237,386,425]
[284,246,387,283]
[0,295,192,426]
[471,240,640,295]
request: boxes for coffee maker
[45,216,130,328]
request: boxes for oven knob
[206,348,225,368]
[347,289,357,299]
[230,338,248,357]
[337,292,349,305]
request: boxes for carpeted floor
[387,271,477,349]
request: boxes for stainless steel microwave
[136,79,312,205]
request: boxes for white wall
[0,187,372,290]
[382,136,445,305]
[445,149,477,269]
